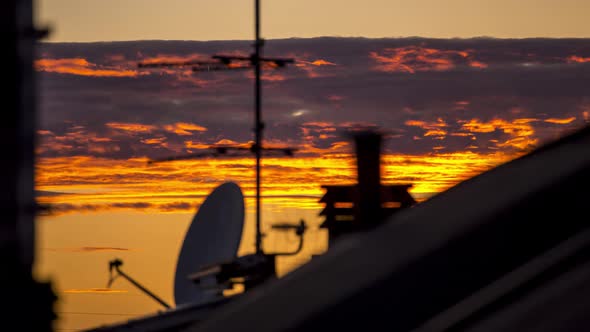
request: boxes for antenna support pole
[138,0,296,256]
[108,259,171,309]
[254,0,263,254]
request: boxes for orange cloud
[461,118,536,134]
[303,121,336,128]
[106,122,156,133]
[139,53,208,66]
[310,59,337,66]
[451,132,475,137]
[495,137,537,150]
[35,58,139,77]
[405,118,447,139]
[296,59,337,67]
[142,138,165,144]
[295,59,338,78]
[461,120,498,133]
[163,122,208,136]
[185,140,211,150]
[544,117,576,124]
[91,137,113,143]
[567,55,590,63]
[301,122,340,143]
[460,118,538,150]
[469,61,488,68]
[245,71,287,82]
[36,150,521,216]
[213,138,251,147]
[318,134,335,140]
[405,119,447,128]
[424,129,448,138]
[141,137,168,148]
[36,126,117,156]
[370,46,487,73]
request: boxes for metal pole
[112,263,171,309]
[254,0,263,254]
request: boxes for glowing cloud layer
[369,46,487,73]
[36,37,590,214]
[35,58,139,77]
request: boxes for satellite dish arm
[269,220,307,256]
[272,233,304,257]
[108,259,172,309]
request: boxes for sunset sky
[39,0,590,41]
[34,1,590,331]
[36,37,590,216]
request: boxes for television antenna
[140,0,296,255]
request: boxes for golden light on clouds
[405,119,447,128]
[106,122,156,133]
[295,58,339,78]
[138,53,207,65]
[163,122,208,136]
[405,118,448,140]
[310,59,337,66]
[36,149,521,216]
[568,55,590,63]
[35,113,582,216]
[469,61,488,68]
[544,117,576,124]
[370,46,487,73]
[459,118,538,150]
[35,58,139,77]
[424,130,448,138]
[141,137,168,146]
[106,122,207,137]
[297,59,337,67]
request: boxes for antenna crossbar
[138,0,295,255]
[147,145,296,164]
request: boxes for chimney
[354,131,382,227]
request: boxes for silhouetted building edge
[1,1,56,330]
[184,125,590,332]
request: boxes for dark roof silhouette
[183,125,590,332]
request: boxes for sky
[34,1,590,331]
[36,37,590,216]
[39,0,590,42]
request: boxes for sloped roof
[184,125,590,332]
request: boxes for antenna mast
[140,0,295,255]
[253,0,263,254]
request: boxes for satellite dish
[174,182,245,306]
